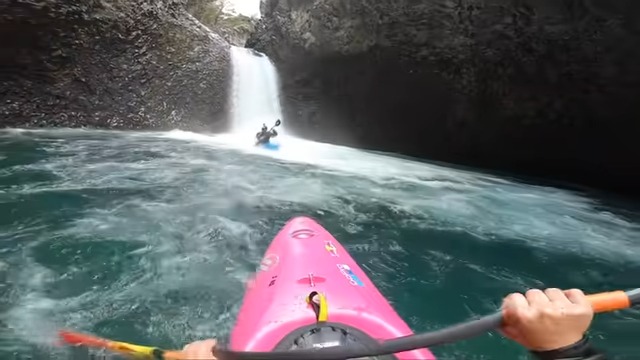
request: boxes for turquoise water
[0,129,639,359]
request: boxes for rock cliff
[248,0,640,196]
[1,0,230,131]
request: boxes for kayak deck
[229,216,436,359]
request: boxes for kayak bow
[214,289,640,360]
[58,217,640,360]
[57,289,640,360]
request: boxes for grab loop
[306,291,328,322]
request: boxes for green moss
[218,14,255,35]
[185,0,256,44]
[185,0,225,26]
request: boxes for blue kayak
[260,142,280,151]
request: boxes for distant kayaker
[255,123,269,143]
[255,120,281,145]
[181,288,606,360]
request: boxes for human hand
[181,339,217,359]
[501,288,594,351]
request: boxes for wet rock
[249,0,640,197]
[0,0,231,132]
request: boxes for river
[0,128,639,359]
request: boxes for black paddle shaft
[215,313,503,360]
[216,288,640,360]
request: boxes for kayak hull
[260,142,280,151]
[229,216,436,359]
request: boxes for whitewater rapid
[1,129,639,360]
[7,127,639,262]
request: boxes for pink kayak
[229,216,437,359]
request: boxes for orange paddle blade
[59,330,112,348]
[58,330,174,358]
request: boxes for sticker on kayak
[259,254,279,272]
[325,241,339,257]
[336,264,364,286]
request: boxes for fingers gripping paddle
[214,288,640,360]
[57,288,640,360]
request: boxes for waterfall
[229,46,285,136]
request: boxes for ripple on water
[0,130,639,360]
[30,237,147,300]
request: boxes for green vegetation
[186,0,225,26]
[218,13,254,33]
[185,0,256,45]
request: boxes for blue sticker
[337,264,364,286]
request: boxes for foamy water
[1,129,639,359]
[157,130,639,258]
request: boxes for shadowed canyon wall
[248,0,640,196]
[0,0,230,131]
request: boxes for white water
[229,46,286,137]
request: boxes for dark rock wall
[0,0,230,132]
[248,0,640,196]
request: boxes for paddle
[269,119,280,137]
[58,288,639,360]
[270,119,281,131]
[215,288,640,360]
[58,330,185,359]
